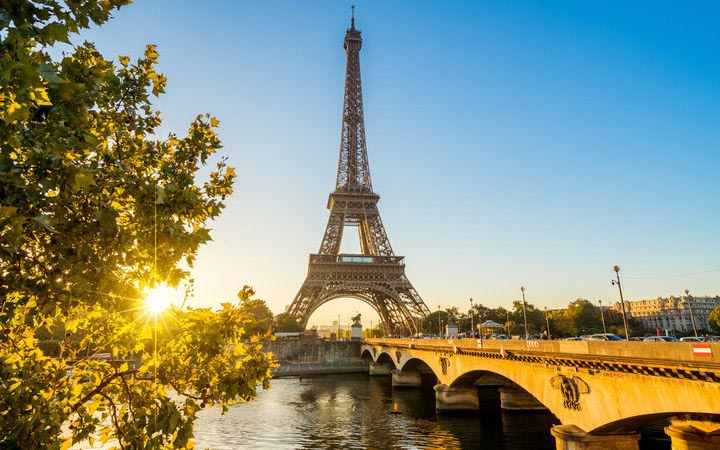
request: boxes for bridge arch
[375,351,396,367]
[450,369,514,389]
[360,348,373,361]
[399,357,439,380]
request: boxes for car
[644,336,680,342]
[489,334,509,340]
[584,334,625,341]
[680,336,705,342]
[705,336,720,342]
[629,337,645,341]
[564,337,583,341]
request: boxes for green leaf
[33,215,55,230]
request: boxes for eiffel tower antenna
[287,17,430,336]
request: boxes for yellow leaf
[225,167,236,178]
[35,88,52,105]
[210,117,219,127]
[60,439,73,450]
[119,55,130,67]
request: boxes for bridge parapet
[363,337,720,449]
[365,337,720,365]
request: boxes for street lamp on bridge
[685,289,698,338]
[469,298,475,337]
[438,304,442,337]
[612,266,630,341]
[544,306,551,340]
[521,286,529,339]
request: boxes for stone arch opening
[449,369,551,413]
[375,352,395,366]
[360,349,373,361]
[399,357,438,387]
[450,370,513,389]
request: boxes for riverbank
[272,362,369,378]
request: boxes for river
[193,373,559,449]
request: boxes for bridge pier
[369,362,394,376]
[498,385,547,411]
[434,384,479,412]
[665,418,720,450]
[551,425,640,450]
[391,369,422,388]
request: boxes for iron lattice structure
[288,17,430,336]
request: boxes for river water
[193,373,558,449]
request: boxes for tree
[548,309,574,337]
[422,310,450,335]
[0,2,274,448]
[237,286,274,336]
[565,299,603,335]
[708,305,720,333]
[274,313,304,333]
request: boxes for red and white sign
[692,343,712,358]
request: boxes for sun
[144,283,179,314]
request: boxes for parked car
[644,336,680,342]
[584,334,625,341]
[680,336,705,342]
[629,337,646,341]
[489,334,509,340]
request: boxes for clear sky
[81,1,719,327]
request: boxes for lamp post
[599,300,607,335]
[612,266,630,340]
[520,286,529,339]
[685,289,698,337]
[438,305,442,338]
[469,298,475,337]
[544,306,551,340]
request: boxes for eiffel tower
[288,14,431,336]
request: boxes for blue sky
[82,1,719,326]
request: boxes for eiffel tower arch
[288,15,430,336]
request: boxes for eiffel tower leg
[319,213,344,255]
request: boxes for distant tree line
[421,298,644,338]
[267,299,720,338]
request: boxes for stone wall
[263,339,363,364]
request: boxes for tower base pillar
[369,362,394,376]
[665,418,720,450]
[551,425,639,450]
[434,384,479,412]
[391,369,421,388]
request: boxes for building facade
[613,295,720,335]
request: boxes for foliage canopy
[0,1,274,448]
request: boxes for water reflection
[193,374,557,449]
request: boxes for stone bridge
[362,338,720,450]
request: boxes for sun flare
[144,283,179,314]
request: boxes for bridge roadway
[362,338,720,450]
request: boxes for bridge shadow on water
[381,379,558,450]
[192,373,673,449]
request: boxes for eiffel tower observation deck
[288,13,431,336]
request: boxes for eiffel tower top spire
[336,8,372,193]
